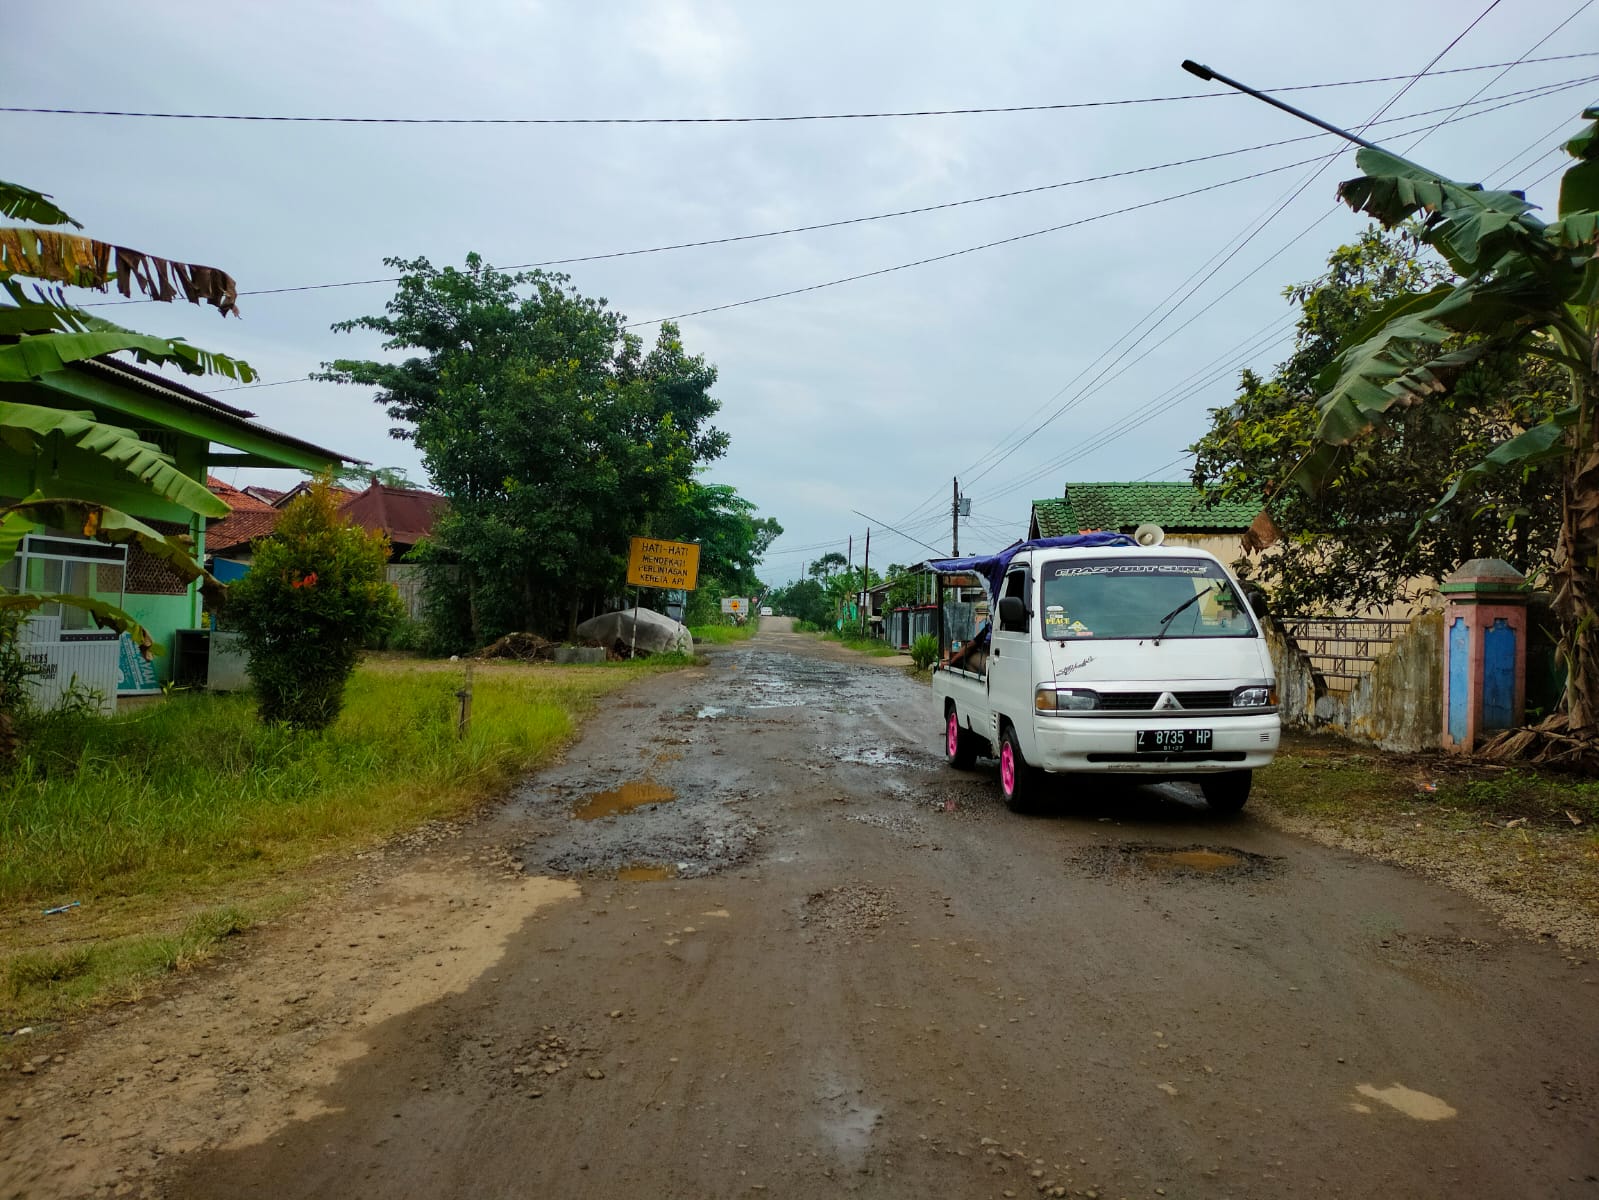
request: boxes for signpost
[625,537,701,658]
[719,598,748,617]
[627,538,700,591]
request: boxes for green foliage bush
[383,617,427,652]
[229,481,404,730]
[910,633,940,670]
[0,608,39,763]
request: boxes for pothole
[573,781,676,821]
[1070,842,1280,880]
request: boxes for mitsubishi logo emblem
[1153,691,1182,711]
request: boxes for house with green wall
[2,356,350,691]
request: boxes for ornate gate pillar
[1441,558,1529,752]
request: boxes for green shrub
[0,607,39,764]
[228,480,404,730]
[384,617,427,652]
[910,633,940,670]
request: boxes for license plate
[1136,728,1213,753]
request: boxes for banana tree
[1295,107,1599,739]
[0,177,255,383]
[0,175,246,690]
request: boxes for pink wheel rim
[947,712,959,756]
[1000,741,1015,793]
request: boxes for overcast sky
[8,1,1597,585]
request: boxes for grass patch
[2,657,674,906]
[1,655,684,1021]
[690,622,758,645]
[1258,734,1599,831]
[821,629,900,657]
[5,904,256,1020]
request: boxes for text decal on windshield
[1050,563,1209,578]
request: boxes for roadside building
[1,356,350,695]
[1028,481,1258,560]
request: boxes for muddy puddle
[616,863,679,882]
[835,745,912,767]
[573,781,676,821]
[1070,842,1281,881]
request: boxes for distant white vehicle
[760,606,773,617]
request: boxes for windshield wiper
[1151,583,1217,645]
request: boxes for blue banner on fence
[117,632,160,695]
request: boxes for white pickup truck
[930,533,1279,814]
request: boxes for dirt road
[7,619,1598,1198]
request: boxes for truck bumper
[1029,713,1279,775]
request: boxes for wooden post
[861,527,871,636]
[456,659,474,737]
[631,588,640,660]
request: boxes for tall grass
[689,622,758,644]
[0,661,650,904]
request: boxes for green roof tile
[1031,482,1256,536]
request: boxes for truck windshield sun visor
[1040,557,1254,642]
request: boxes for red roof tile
[339,483,447,549]
[206,476,283,553]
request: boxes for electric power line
[1398,0,1594,156]
[91,72,1596,314]
[8,53,1598,125]
[201,69,1593,400]
[943,0,1513,499]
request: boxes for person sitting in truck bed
[946,618,991,673]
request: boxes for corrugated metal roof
[65,356,354,466]
[1032,482,1257,536]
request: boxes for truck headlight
[1233,685,1275,707]
[1036,686,1099,712]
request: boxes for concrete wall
[1266,611,1445,753]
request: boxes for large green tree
[321,255,729,644]
[1294,108,1599,745]
[1193,225,1564,613]
[660,478,781,601]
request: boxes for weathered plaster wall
[1266,611,1444,753]
[1265,624,1317,726]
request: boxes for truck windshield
[1039,557,1254,641]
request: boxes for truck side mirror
[1246,587,1270,618]
[997,595,1028,631]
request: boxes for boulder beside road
[575,607,693,657]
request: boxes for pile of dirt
[475,632,556,662]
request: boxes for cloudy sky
[8,1,1597,584]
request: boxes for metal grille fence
[1277,616,1411,688]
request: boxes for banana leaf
[0,494,223,603]
[0,227,237,313]
[0,179,79,229]
[0,589,157,656]
[0,402,229,517]
[0,328,257,383]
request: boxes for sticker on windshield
[1043,605,1091,636]
[1050,563,1210,578]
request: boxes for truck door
[989,565,1035,758]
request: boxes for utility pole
[952,477,959,556]
[861,527,871,636]
[846,535,853,626]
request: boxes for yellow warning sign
[627,537,701,591]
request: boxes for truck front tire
[1000,726,1040,813]
[1200,770,1252,815]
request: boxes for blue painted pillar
[1440,559,1528,752]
